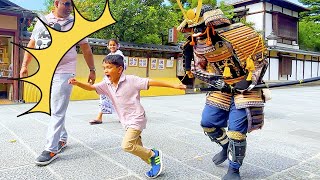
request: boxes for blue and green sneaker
[145,149,163,178]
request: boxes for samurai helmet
[177,0,203,27]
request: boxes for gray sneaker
[57,141,67,153]
[35,151,58,166]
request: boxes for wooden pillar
[13,30,19,101]
[146,51,150,78]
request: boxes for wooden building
[228,0,320,81]
[0,2,184,103]
[0,0,35,103]
[23,37,184,102]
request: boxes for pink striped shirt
[94,74,149,130]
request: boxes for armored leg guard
[203,127,229,165]
[223,131,247,180]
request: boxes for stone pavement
[1,86,320,180]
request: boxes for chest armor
[191,23,267,85]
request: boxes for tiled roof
[226,0,308,12]
[88,38,182,53]
[270,46,320,57]
[21,33,182,53]
[0,0,36,16]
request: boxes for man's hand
[87,71,96,84]
[68,77,96,91]
[19,66,28,78]
[68,78,78,85]
[209,79,233,93]
[80,43,96,84]
[19,39,36,78]
[173,83,187,90]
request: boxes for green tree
[299,21,320,51]
[166,0,234,43]
[44,0,54,13]
[299,0,320,22]
[66,0,181,44]
[218,1,234,19]
[190,0,216,7]
[297,0,320,51]
[42,0,234,45]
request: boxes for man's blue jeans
[201,97,248,169]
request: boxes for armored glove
[234,79,255,93]
[210,79,233,93]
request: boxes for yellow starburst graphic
[16,2,115,117]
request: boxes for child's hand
[174,83,187,90]
[68,78,78,85]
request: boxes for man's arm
[68,78,96,91]
[79,43,96,84]
[20,39,36,77]
[148,79,186,90]
[182,37,194,78]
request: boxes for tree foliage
[44,0,54,13]
[299,0,320,22]
[41,0,234,45]
[102,0,181,44]
[299,20,320,51]
[297,0,320,51]
[42,0,181,44]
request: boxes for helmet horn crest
[176,0,203,25]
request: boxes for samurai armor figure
[176,0,269,179]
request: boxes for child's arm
[148,79,186,90]
[68,78,96,91]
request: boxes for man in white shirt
[20,0,96,166]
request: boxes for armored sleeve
[182,40,193,71]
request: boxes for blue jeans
[201,97,248,169]
[201,98,248,134]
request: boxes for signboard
[168,27,177,43]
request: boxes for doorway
[0,35,14,103]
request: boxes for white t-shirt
[31,12,88,74]
[108,50,126,69]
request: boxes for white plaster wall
[318,62,320,77]
[261,58,318,81]
[247,2,264,13]
[304,61,312,78]
[234,7,246,12]
[317,61,320,77]
[292,11,299,18]
[269,58,279,80]
[276,43,295,49]
[270,60,320,81]
[263,70,269,80]
[265,2,272,11]
[282,8,292,16]
[273,5,282,12]
[263,58,270,80]
[279,74,288,80]
[288,60,297,80]
[265,13,273,40]
[311,61,319,77]
[296,60,304,79]
[246,13,264,32]
[288,60,320,80]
